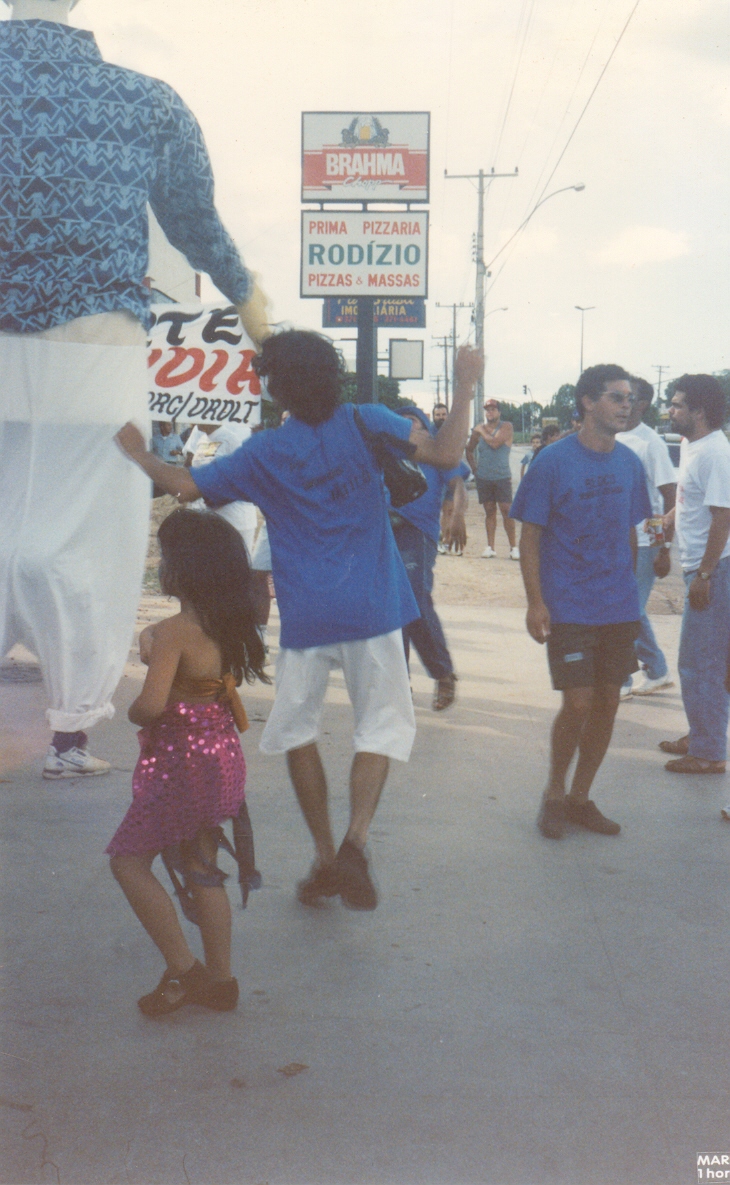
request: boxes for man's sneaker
[631,672,674,696]
[42,745,111,779]
[565,798,621,835]
[537,797,565,839]
[481,546,496,559]
[334,839,377,910]
[509,546,520,561]
[619,683,633,700]
[437,541,447,554]
[296,862,339,907]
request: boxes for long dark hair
[157,509,269,686]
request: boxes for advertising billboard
[322,297,426,328]
[301,211,428,298]
[302,112,429,203]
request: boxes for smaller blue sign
[322,297,426,328]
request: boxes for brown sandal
[665,755,726,775]
[658,735,689,755]
[433,673,457,712]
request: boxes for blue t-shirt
[192,403,419,649]
[391,412,468,541]
[509,433,652,625]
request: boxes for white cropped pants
[0,313,151,732]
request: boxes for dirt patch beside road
[144,492,685,615]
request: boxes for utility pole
[432,335,451,407]
[575,306,595,375]
[653,364,671,406]
[436,301,473,410]
[445,166,518,424]
[433,375,441,401]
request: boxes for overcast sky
[5,0,728,409]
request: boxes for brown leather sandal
[658,735,689,755]
[665,755,726,775]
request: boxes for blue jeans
[628,546,669,683]
[678,555,730,762]
[393,519,453,681]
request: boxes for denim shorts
[547,622,640,690]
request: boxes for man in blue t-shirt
[390,406,468,711]
[116,331,482,910]
[510,364,652,840]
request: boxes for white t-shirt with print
[675,429,730,571]
[188,425,258,543]
[616,421,676,547]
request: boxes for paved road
[1,606,728,1185]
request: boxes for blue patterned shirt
[0,21,252,332]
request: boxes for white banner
[147,303,261,427]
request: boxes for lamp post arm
[485,185,584,272]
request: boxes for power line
[534,0,642,207]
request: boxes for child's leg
[187,829,233,983]
[110,852,196,977]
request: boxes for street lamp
[575,305,595,374]
[485,184,586,273]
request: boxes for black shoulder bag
[353,407,428,508]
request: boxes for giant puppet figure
[0,0,269,778]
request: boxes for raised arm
[116,423,201,502]
[409,346,483,469]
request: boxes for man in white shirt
[185,423,257,556]
[659,374,730,774]
[616,377,676,696]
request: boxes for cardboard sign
[301,212,428,298]
[302,112,429,203]
[322,297,426,327]
[147,304,261,426]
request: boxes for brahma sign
[302,112,429,203]
[147,304,261,426]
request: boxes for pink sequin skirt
[106,700,246,857]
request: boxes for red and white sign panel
[147,304,261,427]
[301,212,428,298]
[302,112,429,203]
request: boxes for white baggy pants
[0,312,151,732]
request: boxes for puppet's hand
[237,275,271,350]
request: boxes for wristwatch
[697,570,711,581]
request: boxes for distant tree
[542,383,577,430]
[341,374,407,410]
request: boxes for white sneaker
[42,745,111,779]
[481,546,496,559]
[619,683,633,700]
[510,547,520,560]
[631,672,674,696]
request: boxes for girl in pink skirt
[107,508,268,1017]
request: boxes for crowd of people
[2,0,729,1020]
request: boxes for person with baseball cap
[466,400,519,560]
